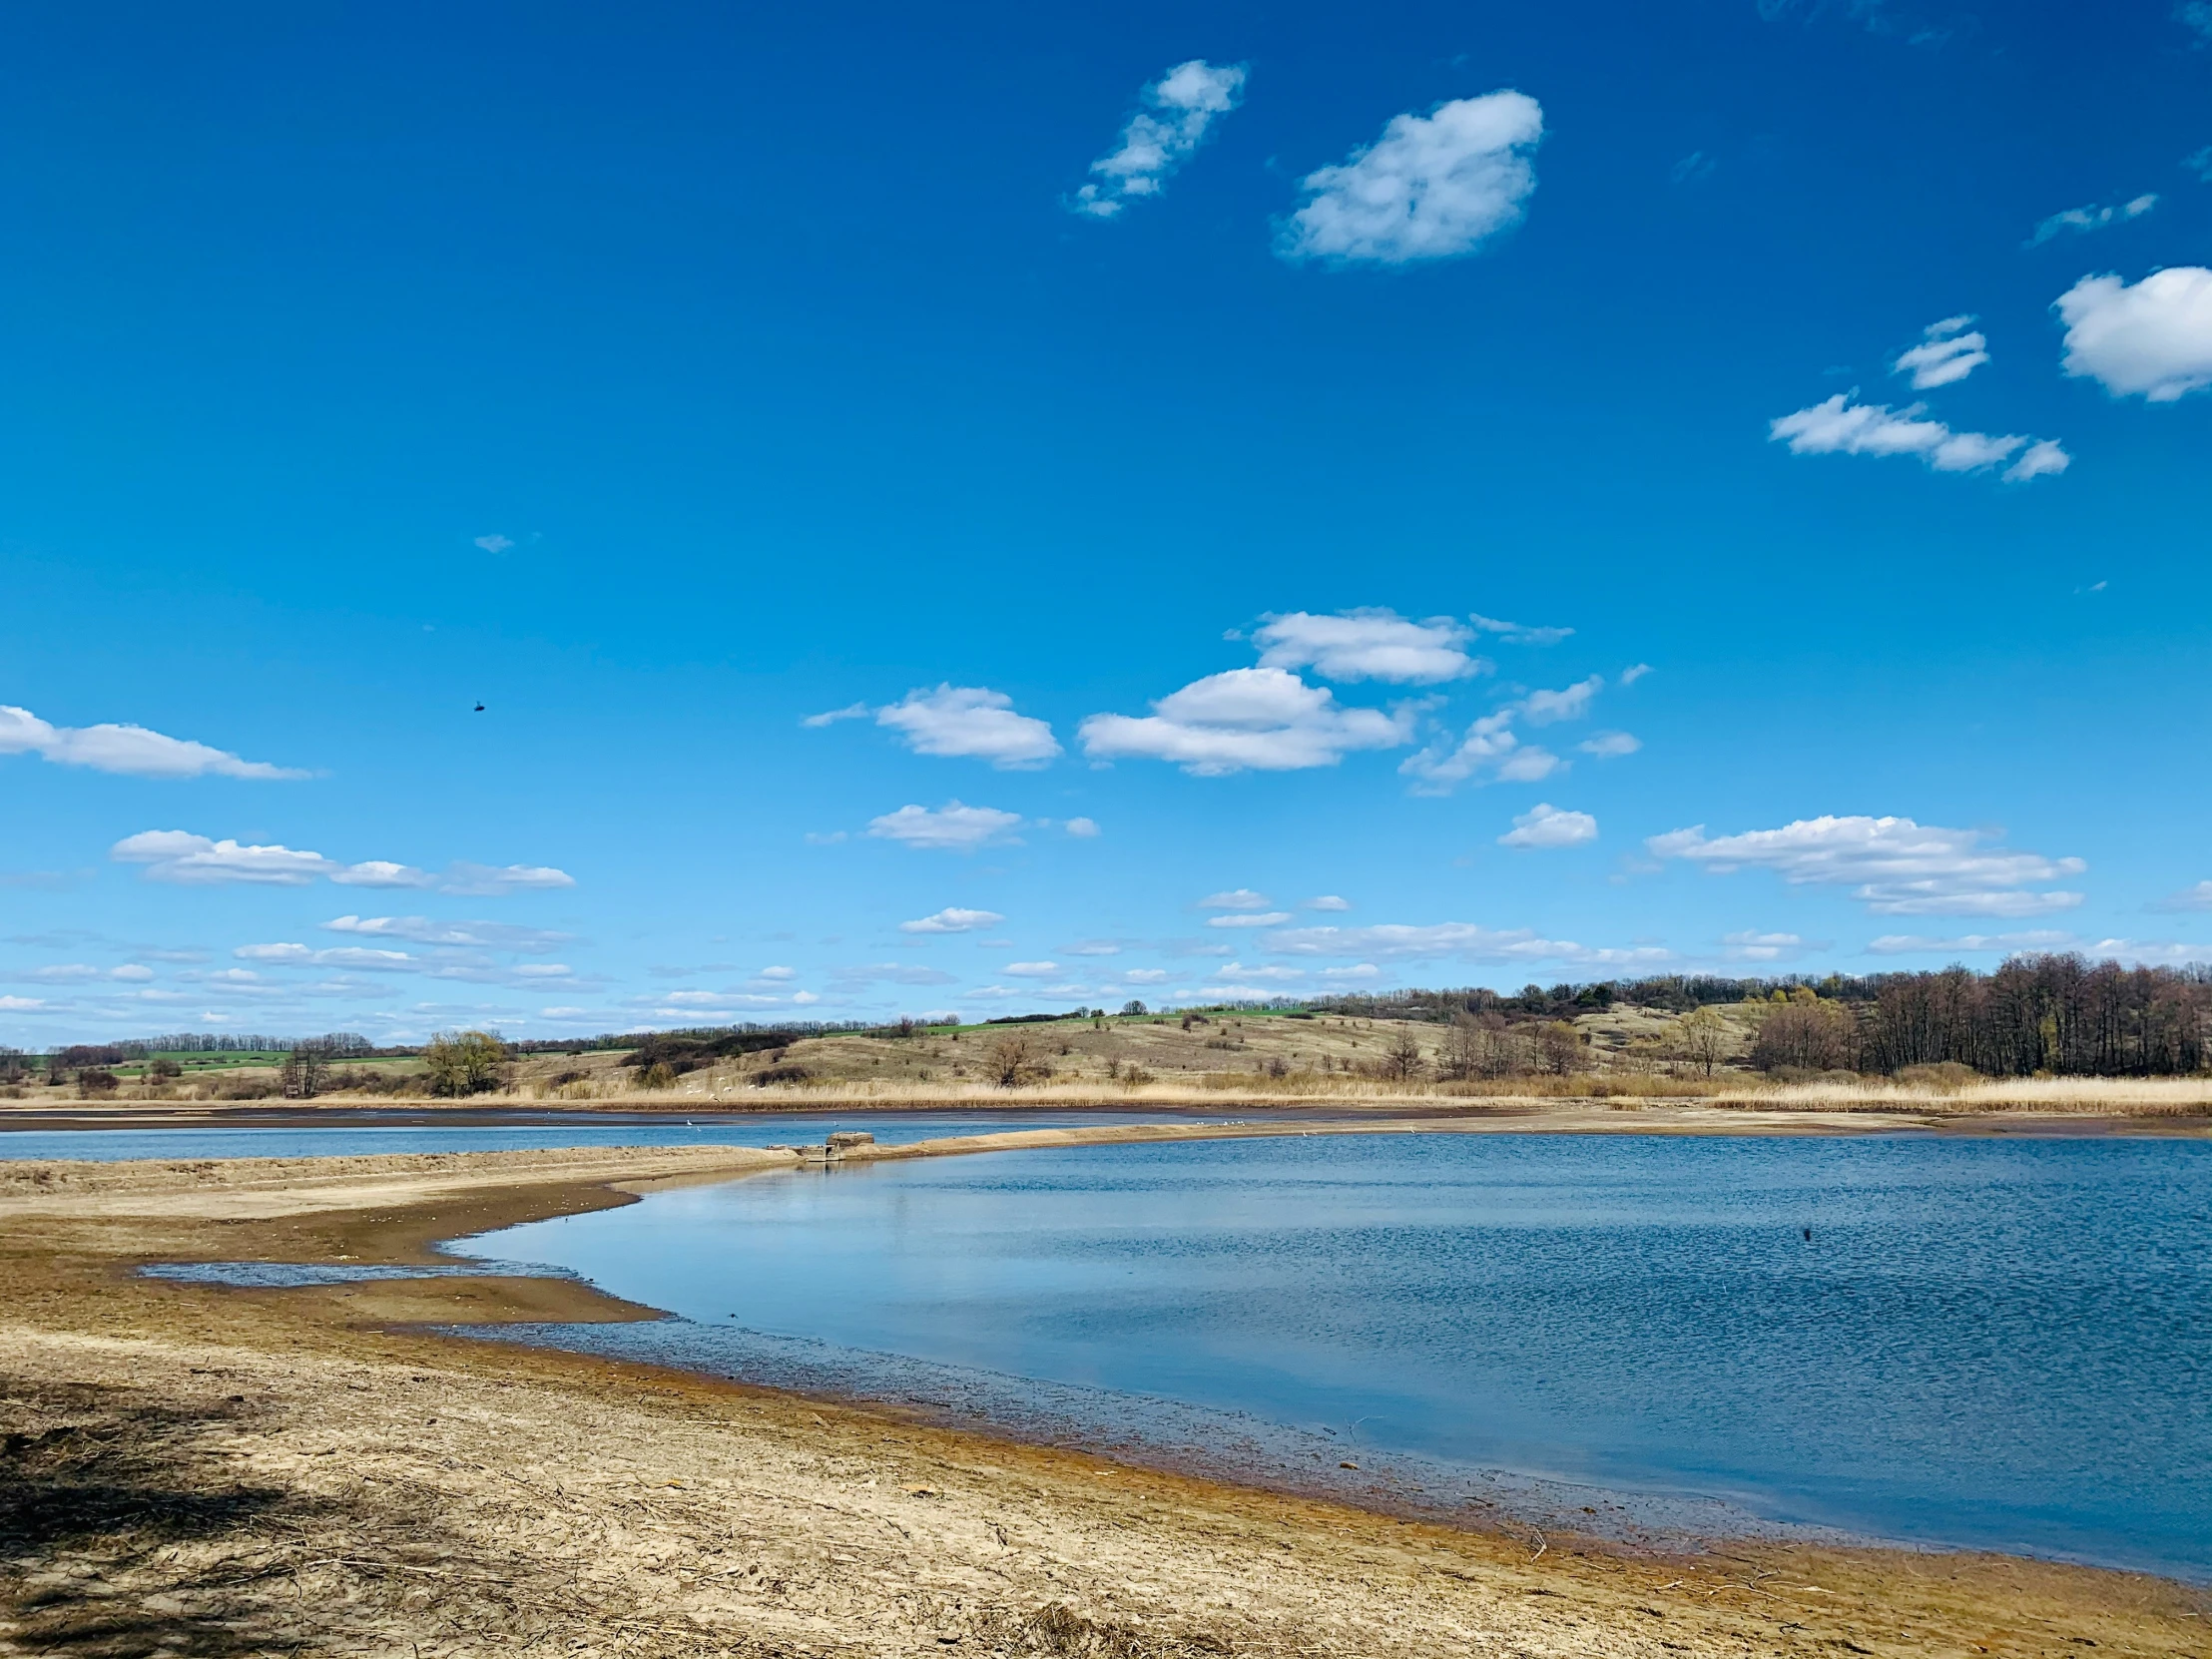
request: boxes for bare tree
[1382,1027,1425,1082]
[1438,1013,1482,1080]
[1536,1021,1589,1076]
[1672,1007,1733,1078]
[986,1035,1049,1088]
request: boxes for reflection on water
[469,1132,2212,1577]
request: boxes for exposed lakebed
[454,1130,2212,1577]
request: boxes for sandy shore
[2,1132,2204,1657]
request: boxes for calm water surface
[469,1132,2212,1576]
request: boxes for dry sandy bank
[1,1136,2204,1658]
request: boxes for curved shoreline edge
[3,1122,2206,1656]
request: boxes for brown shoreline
[3,1133,2205,1656]
[8,1095,2212,1137]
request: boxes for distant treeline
[1322,956,2211,1078]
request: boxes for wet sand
[2,1134,2204,1656]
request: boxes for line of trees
[1749,958,2210,1077]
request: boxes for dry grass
[41,1007,2210,1120]
[1715,1074,2212,1116]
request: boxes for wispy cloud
[1398,673,1612,796]
[1268,920,1670,967]
[2055,268,2212,402]
[1769,394,2068,482]
[1467,613,1573,646]
[1519,675,1603,726]
[1649,816,2085,916]
[1892,315,1987,387]
[898,907,1005,934]
[829,961,959,987]
[1865,929,2078,955]
[1070,60,1246,220]
[1720,930,1822,962]
[1207,911,1293,928]
[1400,711,1559,793]
[1578,731,1641,758]
[863,802,1026,852]
[111,831,573,892]
[2026,194,2156,248]
[1278,91,1543,266]
[322,915,573,951]
[1079,668,1412,775]
[1199,889,1274,910]
[0,705,305,780]
[1498,804,1597,848]
[2151,879,2212,913]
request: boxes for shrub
[986,1036,1051,1087]
[77,1070,121,1099]
[754,1063,811,1086]
[637,1061,677,1090]
[423,1030,507,1097]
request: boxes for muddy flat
[2,1138,2203,1657]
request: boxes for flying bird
[473,702,485,713]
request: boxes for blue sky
[5,0,2211,1043]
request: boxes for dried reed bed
[1711,1074,2212,1117]
[460,1068,2212,1117]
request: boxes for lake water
[460,1131,2212,1577]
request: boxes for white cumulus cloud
[1305,894,1352,911]
[1079,667,1412,775]
[1648,816,2085,917]
[2027,194,2157,247]
[1064,817,1102,837]
[1003,961,1061,978]
[113,831,341,886]
[864,802,1026,852]
[1207,912,1293,928]
[1498,804,1597,849]
[899,907,1006,934]
[875,685,1061,769]
[0,705,304,780]
[1769,393,2068,483]
[2055,268,2212,401]
[1070,60,1246,220]
[1279,90,1543,265]
[1252,609,1486,684]
[1892,315,1988,388]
